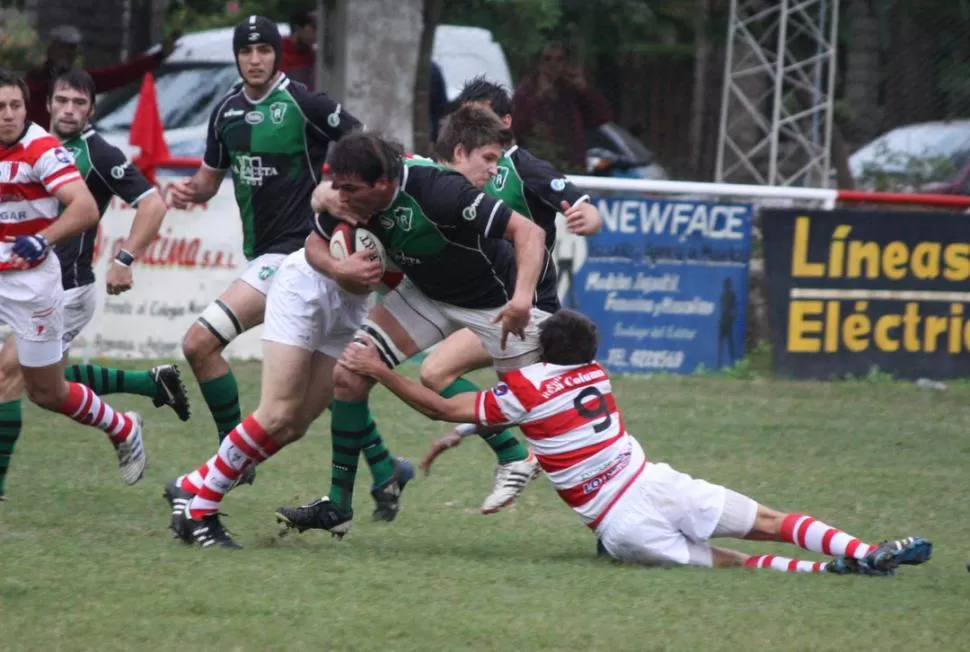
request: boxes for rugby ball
[329,224,403,291]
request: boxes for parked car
[94,24,668,180]
[849,120,970,195]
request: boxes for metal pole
[809,0,826,187]
[822,0,840,189]
[715,0,740,183]
[767,0,790,186]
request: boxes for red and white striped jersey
[476,362,647,531]
[0,122,81,271]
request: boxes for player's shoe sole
[275,496,353,539]
[481,453,541,514]
[150,364,191,422]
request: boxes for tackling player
[418,77,603,513]
[0,69,189,499]
[274,128,552,538]
[340,308,933,576]
[169,16,361,486]
[0,69,147,498]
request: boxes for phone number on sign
[605,348,685,370]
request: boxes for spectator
[511,41,612,173]
[281,9,317,90]
[429,60,448,143]
[24,25,175,129]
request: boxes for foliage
[166,0,309,34]
[439,0,696,78]
[853,141,960,192]
[0,9,45,73]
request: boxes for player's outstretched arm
[339,342,478,423]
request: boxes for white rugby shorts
[367,277,551,372]
[597,462,727,567]
[239,252,289,296]
[261,249,370,358]
[0,254,66,367]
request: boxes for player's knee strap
[712,489,759,539]
[197,299,244,346]
[355,319,407,370]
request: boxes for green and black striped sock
[199,372,242,440]
[64,364,158,398]
[0,399,23,498]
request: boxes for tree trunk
[842,0,881,145]
[689,0,711,178]
[412,0,442,156]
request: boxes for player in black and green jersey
[0,69,188,498]
[416,78,604,513]
[168,16,361,485]
[275,127,550,537]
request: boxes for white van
[94,24,513,158]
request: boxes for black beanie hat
[232,15,282,76]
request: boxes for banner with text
[554,196,753,374]
[68,170,265,361]
[763,208,970,380]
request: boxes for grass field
[1,358,969,651]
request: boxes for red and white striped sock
[179,462,210,494]
[744,555,826,573]
[781,513,876,560]
[185,415,280,520]
[58,382,133,445]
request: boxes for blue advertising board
[555,197,754,374]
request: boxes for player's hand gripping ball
[329,223,404,292]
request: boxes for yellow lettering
[911,242,941,280]
[788,301,823,352]
[828,225,852,278]
[923,315,948,352]
[791,217,824,277]
[950,303,964,353]
[943,243,970,282]
[881,242,909,280]
[842,302,871,352]
[874,314,901,352]
[824,300,840,352]
[846,240,880,278]
[902,303,922,352]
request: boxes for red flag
[129,73,169,184]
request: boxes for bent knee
[25,381,65,411]
[333,362,371,401]
[418,356,459,391]
[182,323,225,364]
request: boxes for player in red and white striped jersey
[0,69,147,497]
[341,308,933,576]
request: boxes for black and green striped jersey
[485,145,587,312]
[56,126,156,289]
[486,145,589,250]
[204,73,361,260]
[315,157,553,309]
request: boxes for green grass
[2,360,969,651]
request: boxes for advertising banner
[764,208,970,380]
[553,197,754,374]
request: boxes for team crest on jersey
[493,383,510,396]
[392,207,413,231]
[492,166,510,191]
[258,266,275,281]
[53,147,73,165]
[550,178,567,192]
[327,104,342,128]
[111,162,130,180]
[269,102,287,124]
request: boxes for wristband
[114,249,135,268]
